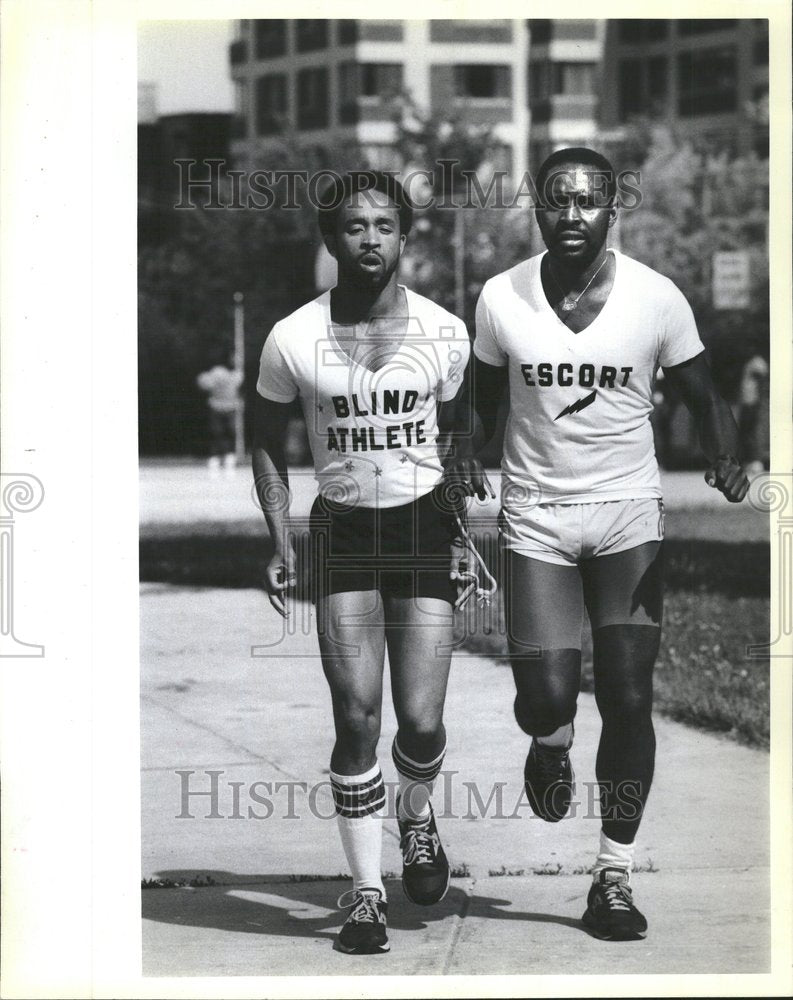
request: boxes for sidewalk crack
[441,877,474,975]
[141,693,300,782]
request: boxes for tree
[615,123,769,398]
[138,140,363,454]
[394,103,532,330]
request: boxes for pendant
[561,298,577,312]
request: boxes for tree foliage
[616,124,769,396]
[394,103,532,329]
[138,141,361,453]
[138,113,768,454]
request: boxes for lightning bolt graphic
[554,389,598,420]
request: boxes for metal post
[233,291,245,463]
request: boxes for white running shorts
[499,497,664,566]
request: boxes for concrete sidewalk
[140,586,770,978]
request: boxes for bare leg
[385,594,455,762]
[317,589,386,775]
[503,549,584,737]
[582,541,663,844]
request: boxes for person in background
[737,354,769,476]
[197,361,243,477]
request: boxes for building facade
[138,85,232,245]
[228,19,769,184]
[599,19,769,156]
[229,19,529,182]
[526,19,605,171]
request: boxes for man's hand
[265,545,297,617]
[445,456,496,502]
[705,454,749,503]
[450,536,477,609]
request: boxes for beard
[338,255,399,291]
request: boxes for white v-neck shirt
[474,250,704,505]
[257,286,470,508]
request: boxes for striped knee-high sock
[392,737,446,824]
[330,763,386,896]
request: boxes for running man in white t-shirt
[252,172,470,955]
[454,147,748,941]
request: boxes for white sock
[536,722,574,750]
[592,830,635,882]
[330,763,386,897]
[392,737,446,824]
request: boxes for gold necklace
[548,254,609,314]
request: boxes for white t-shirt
[474,249,704,505]
[257,286,470,508]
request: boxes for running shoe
[582,868,648,940]
[397,798,450,905]
[335,888,389,954]
[523,729,575,823]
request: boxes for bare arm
[251,394,297,616]
[662,352,749,503]
[471,356,508,449]
[443,356,506,499]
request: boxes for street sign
[712,250,751,309]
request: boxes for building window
[430,20,511,44]
[618,57,668,121]
[618,59,643,120]
[338,63,358,124]
[358,20,404,42]
[616,20,669,43]
[254,20,287,59]
[338,20,357,44]
[678,47,737,115]
[230,39,247,65]
[255,74,287,135]
[295,19,329,52]
[339,64,358,101]
[647,57,668,108]
[551,20,598,42]
[676,19,736,36]
[529,61,549,101]
[338,63,402,124]
[529,20,552,44]
[297,67,329,129]
[552,63,596,95]
[454,65,511,99]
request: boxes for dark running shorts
[307,485,459,603]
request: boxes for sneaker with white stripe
[397,798,450,906]
[335,888,389,954]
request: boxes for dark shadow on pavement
[142,870,586,942]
